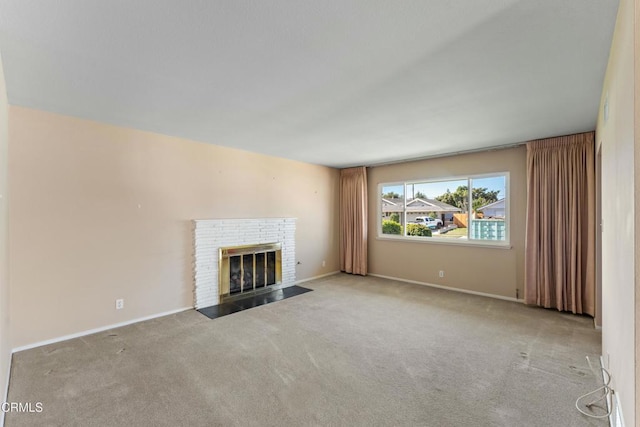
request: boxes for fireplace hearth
[192,218,295,309]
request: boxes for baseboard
[368,273,523,303]
[1,353,11,427]
[598,355,625,427]
[609,391,625,427]
[295,270,340,284]
[12,307,193,353]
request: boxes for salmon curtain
[339,167,368,275]
[525,132,595,315]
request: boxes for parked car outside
[414,216,443,229]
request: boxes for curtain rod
[364,142,526,168]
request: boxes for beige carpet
[6,274,605,426]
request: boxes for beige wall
[367,146,526,299]
[596,0,636,424]
[0,52,11,418]
[8,107,340,348]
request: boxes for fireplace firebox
[219,243,282,300]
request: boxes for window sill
[375,234,512,249]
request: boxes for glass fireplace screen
[219,243,282,298]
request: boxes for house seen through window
[379,174,508,245]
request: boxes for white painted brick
[193,218,296,308]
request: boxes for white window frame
[377,172,511,248]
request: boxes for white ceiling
[0,1,619,168]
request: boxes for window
[379,173,509,246]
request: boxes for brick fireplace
[192,218,296,308]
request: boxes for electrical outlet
[115,299,124,310]
[439,270,445,278]
[322,260,326,267]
